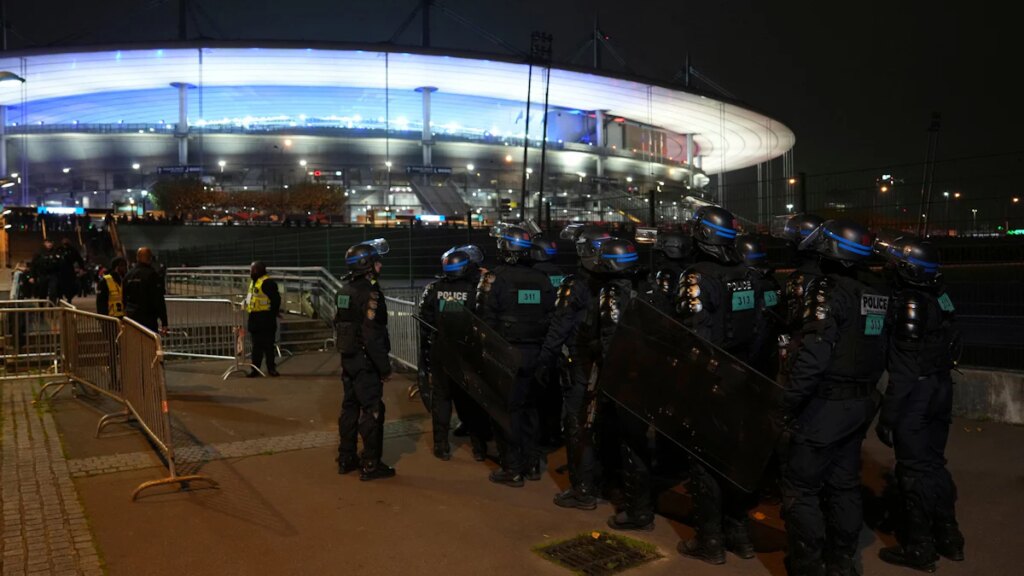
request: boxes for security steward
[477,224,555,487]
[96,257,128,318]
[245,261,281,377]
[336,239,395,481]
[673,206,762,565]
[876,238,964,571]
[418,244,491,462]
[536,226,614,509]
[780,220,889,576]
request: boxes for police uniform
[781,264,889,576]
[419,273,490,459]
[336,274,392,474]
[877,263,964,568]
[246,274,281,375]
[477,261,555,480]
[123,261,168,332]
[675,255,763,560]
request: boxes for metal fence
[162,297,261,378]
[165,266,421,370]
[119,318,219,500]
[0,300,63,380]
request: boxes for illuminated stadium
[0,44,795,223]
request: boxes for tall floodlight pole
[917,112,941,236]
[535,33,553,226]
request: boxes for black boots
[488,469,524,488]
[606,510,654,531]
[723,517,756,559]
[359,461,396,481]
[552,487,597,510]
[879,545,937,573]
[433,443,451,461]
[934,521,965,561]
[677,535,726,565]
[337,456,360,475]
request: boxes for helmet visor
[365,238,390,257]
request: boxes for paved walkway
[1,381,104,576]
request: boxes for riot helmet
[345,238,389,274]
[653,231,692,261]
[530,237,558,263]
[885,237,941,286]
[782,213,824,248]
[564,225,612,271]
[593,238,640,275]
[490,223,533,263]
[736,234,770,270]
[798,220,873,265]
[690,206,740,263]
[440,244,483,280]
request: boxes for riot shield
[434,310,521,433]
[600,298,784,493]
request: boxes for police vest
[246,276,272,313]
[820,275,889,383]
[688,261,758,352]
[103,274,125,317]
[435,277,476,313]
[893,287,956,373]
[496,265,550,343]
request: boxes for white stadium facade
[0,43,795,223]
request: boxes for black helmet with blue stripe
[799,220,874,265]
[736,234,770,270]
[884,237,941,286]
[491,223,534,263]
[593,237,640,275]
[345,238,389,274]
[691,206,741,263]
[783,213,825,248]
[529,237,558,263]
[440,244,484,279]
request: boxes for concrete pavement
[3,351,1023,576]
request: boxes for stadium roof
[0,45,794,173]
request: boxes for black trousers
[338,354,385,465]
[781,396,874,573]
[563,363,597,493]
[432,373,490,446]
[493,344,540,474]
[893,371,959,548]
[250,328,277,371]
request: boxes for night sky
[1,0,1017,176]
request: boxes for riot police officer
[536,226,621,510]
[673,206,762,565]
[335,239,395,481]
[737,235,782,377]
[646,230,692,315]
[779,213,825,372]
[780,220,888,576]
[418,245,491,462]
[530,235,567,450]
[477,224,555,487]
[876,238,964,571]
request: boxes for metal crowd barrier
[119,318,219,500]
[166,266,423,370]
[162,298,261,379]
[385,297,419,371]
[0,300,63,381]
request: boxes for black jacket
[123,262,168,331]
[335,274,391,377]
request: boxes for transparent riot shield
[599,298,784,492]
[434,310,521,433]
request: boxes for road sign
[405,165,453,175]
[157,166,203,175]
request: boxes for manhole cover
[535,531,662,576]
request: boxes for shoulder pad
[420,282,437,302]
[804,276,836,322]
[677,269,704,315]
[894,291,925,341]
[556,274,578,308]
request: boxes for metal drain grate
[535,531,661,576]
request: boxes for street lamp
[786,203,794,213]
[465,163,475,196]
[299,159,307,168]
[971,208,978,236]
[218,160,226,173]
[140,190,148,213]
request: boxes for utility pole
[535,32,553,224]
[520,32,552,222]
[917,112,941,237]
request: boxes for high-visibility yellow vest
[246,275,272,313]
[103,274,125,317]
